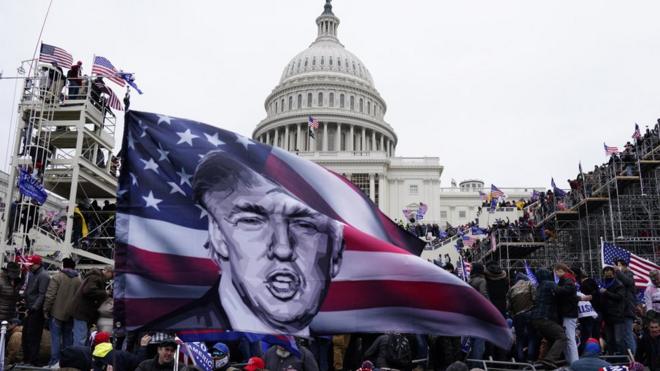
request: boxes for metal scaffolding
[0,61,119,269]
[474,130,660,276]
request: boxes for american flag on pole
[92,56,126,87]
[93,80,123,111]
[308,116,319,139]
[115,110,511,348]
[602,242,660,288]
[632,123,642,141]
[39,43,73,67]
[490,184,505,199]
[604,143,619,156]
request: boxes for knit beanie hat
[583,338,600,355]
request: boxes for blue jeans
[72,319,88,346]
[50,318,73,365]
[623,318,637,354]
[468,337,485,368]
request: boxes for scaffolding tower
[0,61,119,269]
[475,134,660,276]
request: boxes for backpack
[385,334,412,368]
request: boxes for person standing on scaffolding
[67,61,83,99]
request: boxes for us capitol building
[252,1,444,223]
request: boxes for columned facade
[251,1,443,222]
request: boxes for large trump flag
[115,111,511,348]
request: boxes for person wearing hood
[264,344,319,371]
[485,262,508,315]
[69,266,113,346]
[554,263,579,364]
[529,268,567,369]
[600,266,626,354]
[44,257,82,367]
[0,262,22,321]
[570,338,611,371]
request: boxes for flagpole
[599,236,605,271]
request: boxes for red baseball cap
[27,255,42,265]
[244,357,265,371]
[93,331,111,346]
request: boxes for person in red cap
[22,255,51,366]
[67,61,83,99]
[244,356,265,371]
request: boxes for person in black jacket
[636,318,660,371]
[554,263,579,364]
[572,266,602,352]
[529,269,567,368]
[600,266,626,354]
[615,259,638,355]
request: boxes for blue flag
[182,342,214,371]
[551,178,567,198]
[117,71,143,94]
[18,168,48,205]
[524,261,538,287]
[471,226,486,235]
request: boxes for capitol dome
[279,39,375,87]
[253,0,397,157]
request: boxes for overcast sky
[2,0,660,189]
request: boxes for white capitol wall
[438,186,545,227]
[252,2,443,224]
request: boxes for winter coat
[555,274,579,319]
[530,269,558,322]
[570,353,611,371]
[485,266,509,314]
[636,333,660,371]
[43,268,82,321]
[25,266,50,311]
[645,284,660,314]
[137,356,186,371]
[469,274,489,299]
[507,279,535,315]
[601,278,625,324]
[0,272,20,321]
[616,270,637,318]
[70,269,108,324]
[264,345,319,371]
[579,277,603,314]
[93,346,148,371]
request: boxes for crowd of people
[0,254,658,371]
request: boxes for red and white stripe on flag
[630,253,660,288]
[92,56,126,87]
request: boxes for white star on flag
[117,188,128,197]
[235,135,254,149]
[176,129,199,146]
[157,114,173,125]
[140,158,160,174]
[130,172,138,186]
[195,204,208,219]
[128,132,136,150]
[142,191,163,211]
[167,182,186,196]
[204,132,224,147]
[156,145,170,162]
[138,120,147,138]
[176,167,192,187]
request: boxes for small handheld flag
[308,116,319,139]
[603,143,619,156]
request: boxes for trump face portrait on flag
[193,151,344,334]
